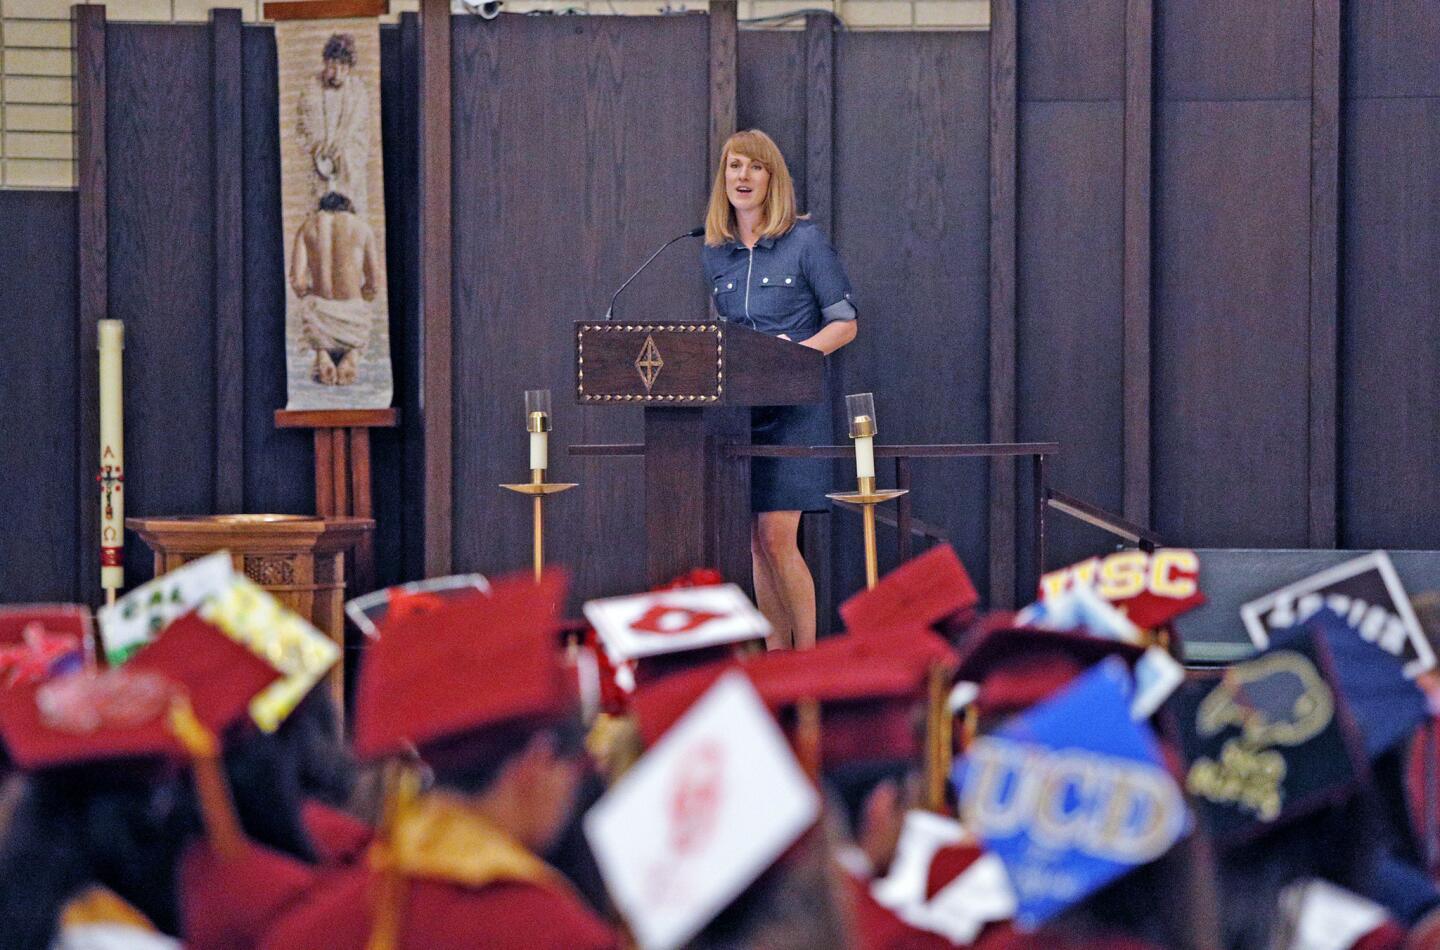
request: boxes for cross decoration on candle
[501,388,576,583]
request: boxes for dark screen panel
[1019,0,1123,102]
[0,192,79,602]
[1346,2,1440,99]
[833,31,991,593]
[1156,0,1311,101]
[737,30,807,211]
[1152,100,1311,547]
[107,24,216,587]
[1016,100,1125,577]
[241,25,315,519]
[450,15,708,606]
[1341,98,1440,548]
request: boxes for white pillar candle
[855,433,876,480]
[98,320,126,593]
[530,429,548,472]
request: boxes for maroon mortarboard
[840,545,980,640]
[353,570,577,762]
[632,629,955,766]
[954,615,1145,721]
[0,611,278,771]
[0,604,90,688]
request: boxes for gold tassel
[924,663,953,813]
[366,762,422,950]
[167,696,244,861]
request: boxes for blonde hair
[704,129,799,247]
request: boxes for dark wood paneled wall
[10,4,1440,610]
[448,15,708,608]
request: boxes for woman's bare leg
[752,518,794,649]
[755,510,816,650]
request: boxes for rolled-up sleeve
[801,230,857,324]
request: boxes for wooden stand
[126,514,373,714]
[275,408,397,595]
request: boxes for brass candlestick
[827,397,907,589]
[501,392,576,582]
[827,476,908,589]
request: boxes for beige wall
[0,0,987,189]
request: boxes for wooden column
[708,0,737,162]
[1122,0,1153,528]
[420,0,453,576]
[1308,0,1341,547]
[74,3,106,604]
[988,0,1018,608]
[805,11,837,632]
[211,8,245,514]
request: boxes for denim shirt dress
[700,219,857,513]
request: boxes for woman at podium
[701,129,858,651]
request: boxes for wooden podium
[576,320,824,586]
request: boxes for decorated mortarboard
[870,810,1016,944]
[1240,551,1436,680]
[1038,548,1205,630]
[343,573,491,638]
[584,669,821,950]
[952,657,1190,931]
[194,576,341,733]
[1171,627,1367,845]
[354,570,576,762]
[97,551,234,666]
[0,612,279,771]
[583,583,770,665]
[0,604,91,688]
[1272,607,1427,759]
[840,544,980,638]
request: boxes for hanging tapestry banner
[275,19,392,410]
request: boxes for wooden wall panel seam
[1307,0,1340,547]
[709,0,738,164]
[211,8,245,514]
[74,3,106,605]
[421,0,453,576]
[1122,0,1153,527]
[989,0,1018,607]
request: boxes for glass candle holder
[845,393,877,480]
[525,389,552,471]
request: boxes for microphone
[604,226,706,321]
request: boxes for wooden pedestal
[126,514,373,713]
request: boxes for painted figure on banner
[297,34,370,213]
[275,19,392,410]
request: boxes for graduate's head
[706,129,798,247]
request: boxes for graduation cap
[97,550,234,666]
[0,611,278,771]
[839,543,980,641]
[353,570,578,764]
[0,604,91,688]
[951,657,1190,931]
[343,573,491,638]
[584,669,821,950]
[631,628,955,768]
[1272,607,1427,760]
[1171,626,1368,846]
[950,616,1146,726]
[1038,548,1205,631]
[583,582,770,688]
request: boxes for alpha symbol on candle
[634,335,664,392]
[630,604,727,635]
